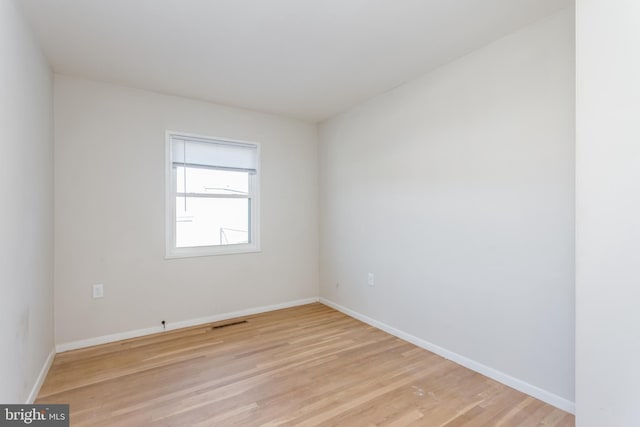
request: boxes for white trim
[56,297,319,353]
[164,130,261,259]
[26,348,56,404]
[165,244,261,259]
[319,298,575,415]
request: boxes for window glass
[176,197,249,247]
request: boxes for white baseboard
[319,298,575,415]
[56,297,319,353]
[26,348,56,404]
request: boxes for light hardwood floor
[37,303,574,426]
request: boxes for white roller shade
[172,136,258,174]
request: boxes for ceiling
[19,0,571,122]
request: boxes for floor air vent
[212,320,248,329]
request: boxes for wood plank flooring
[36,303,574,426]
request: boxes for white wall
[0,0,54,403]
[319,8,575,407]
[576,1,640,425]
[54,76,318,345]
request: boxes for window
[166,132,260,258]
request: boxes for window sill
[165,244,261,259]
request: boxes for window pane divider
[176,192,250,199]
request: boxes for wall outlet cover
[92,283,104,299]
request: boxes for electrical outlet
[336,282,340,288]
[92,283,104,299]
[368,273,374,286]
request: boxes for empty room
[1,0,638,426]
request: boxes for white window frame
[165,130,261,258]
